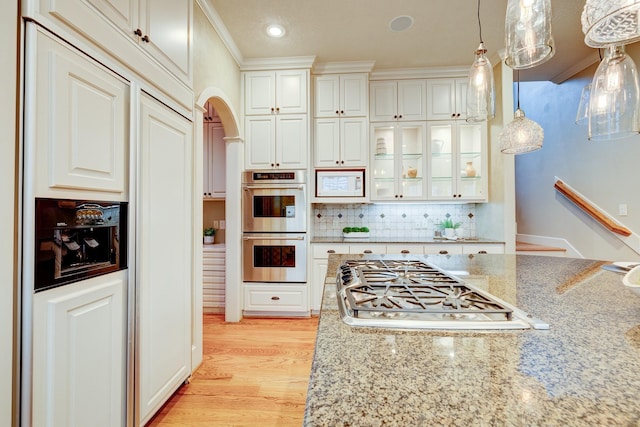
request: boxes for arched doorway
[192,88,243,367]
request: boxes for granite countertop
[311,236,504,244]
[303,253,640,426]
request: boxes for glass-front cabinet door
[427,121,487,201]
[371,122,426,201]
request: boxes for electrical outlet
[213,220,219,228]
[219,220,226,229]
[619,204,628,216]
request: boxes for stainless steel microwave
[315,169,365,198]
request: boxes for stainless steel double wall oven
[242,171,307,283]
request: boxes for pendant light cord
[477,0,483,43]
[516,70,520,110]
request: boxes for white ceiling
[207,0,598,82]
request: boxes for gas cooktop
[336,258,548,330]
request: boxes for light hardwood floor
[146,314,319,426]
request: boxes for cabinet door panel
[314,118,340,167]
[32,273,126,427]
[427,79,455,120]
[397,80,426,121]
[341,117,368,166]
[34,29,128,197]
[138,93,192,424]
[369,81,397,122]
[245,116,276,169]
[314,75,339,117]
[276,70,307,114]
[340,74,367,117]
[245,71,276,115]
[139,0,192,83]
[276,114,308,169]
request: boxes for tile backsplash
[312,203,476,238]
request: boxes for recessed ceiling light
[389,15,414,32]
[267,24,285,38]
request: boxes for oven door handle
[243,185,304,191]
[242,236,305,241]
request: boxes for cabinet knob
[275,163,280,167]
[142,35,150,43]
[393,115,398,119]
[451,113,456,118]
[458,194,462,198]
[478,250,488,254]
[271,107,275,112]
[271,296,280,301]
[327,250,336,254]
[340,160,344,164]
[340,110,344,114]
[399,194,403,198]
[134,28,143,37]
[457,113,461,118]
[364,250,372,254]
[336,110,340,115]
[336,160,340,164]
[439,250,449,255]
[395,195,399,198]
[401,250,410,254]
[398,115,403,119]
[276,107,280,112]
[271,163,275,167]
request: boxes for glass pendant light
[504,0,555,69]
[588,45,640,140]
[466,0,495,122]
[500,72,544,154]
[575,83,591,125]
[582,0,640,47]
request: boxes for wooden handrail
[554,179,631,237]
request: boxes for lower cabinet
[32,272,127,427]
[243,283,309,315]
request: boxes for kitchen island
[303,254,640,426]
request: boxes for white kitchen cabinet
[427,78,468,121]
[244,69,308,115]
[314,117,368,167]
[31,0,193,107]
[32,272,127,427]
[370,122,427,201]
[244,284,309,314]
[369,80,427,122]
[427,121,488,202]
[31,26,128,199]
[203,244,225,312]
[386,244,424,254]
[203,120,226,199]
[424,244,464,255]
[311,244,350,312]
[245,114,308,169]
[314,74,368,118]
[138,92,192,425]
[462,243,505,254]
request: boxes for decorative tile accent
[359,213,364,219]
[317,213,322,218]
[424,213,429,218]
[402,213,407,218]
[445,213,451,218]
[380,213,385,218]
[468,213,474,219]
[338,213,343,218]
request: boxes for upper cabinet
[243,68,310,170]
[244,70,308,115]
[314,74,368,118]
[313,73,368,167]
[427,121,487,202]
[427,78,468,121]
[28,0,193,111]
[369,80,427,122]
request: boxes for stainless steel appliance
[315,169,365,198]
[242,171,307,283]
[34,198,128,292]
[336,258,548,330]
[242,170,307,233]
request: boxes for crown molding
[312,60,376,74]
[369,65,469,80]
[240,56,317,71]
[196,0,243,66]
[550,55,599,84]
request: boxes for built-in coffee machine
[34,198,128,292]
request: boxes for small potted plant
[342,226,370,238]
[438,218,461,238]
[203,227,216,244]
